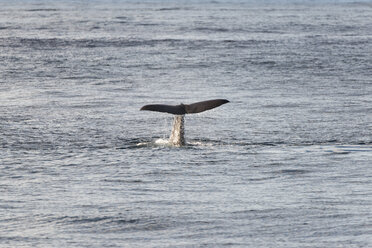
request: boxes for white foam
[154,138,170,145]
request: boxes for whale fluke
[140,99,229,146]
[140,99,229,115]
[140,104,187,115]
[184,99,229,114]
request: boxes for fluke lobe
[140,99,229,146]
[140,99,229,115]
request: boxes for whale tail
[140,99,229,146]
[140,99,229,115]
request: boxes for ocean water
[1,0,372,247]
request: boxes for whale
[140,99,229,146]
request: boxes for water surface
[1,1,372,247]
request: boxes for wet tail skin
[140,99,229,115]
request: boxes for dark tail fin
[140,104,186,115]
[140,99,229,115]
[184,99,229,114]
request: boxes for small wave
[27,8,58,12]
[330,145,372,153]
[55,215,140,225]
[136,23,159,27]
[195,27,230,33]
[103,179,145,183]
[156,7,192,11]
[263,102,308,109]
[222,39,278,48]
[53,215,168,232]
[115,16,129,20]
[278,169,311,175]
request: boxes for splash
[154,138,170,146]
[136,115,185,147]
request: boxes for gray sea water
[1,0,372,247]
